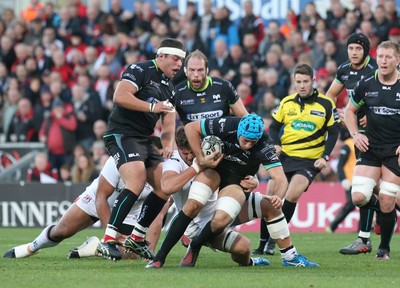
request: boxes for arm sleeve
[268,118,284,145]
[337,145,350,181]
[323,123,340,158]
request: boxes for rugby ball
[201,135,224,158]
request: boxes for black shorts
[280,153,320,186]
[357,147,400,177]
[104,134,163,169]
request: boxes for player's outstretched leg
[3,243,38,259]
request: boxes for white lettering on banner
[290,202,360,229]
[176,0,301,21]
[1,201,72,227]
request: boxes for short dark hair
[294,63,314,79]
[175,126,191,150]
[158,38,185,51]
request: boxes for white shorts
[74,183,153,226]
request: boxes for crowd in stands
[0,0,399,183]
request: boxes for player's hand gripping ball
[201,135,224,158]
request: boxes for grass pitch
[0,228,399,288]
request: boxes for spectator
[32,86,53,132]
[208,6,239,55]
[197,0,214,48]
[309,31,328,70]
[242,33,262,68]
[20,0,44,24]
[182,20,207,54]
[372,4,391,42]
[59,163,72,182]
[71,84,102,151]
[2,89,21,137]
[6,97,37,142]
[24,17,44,46]
[254,90,279,118]
[93,119,106,141]
[2,8,17,30]
[231,61,257,95]
[236,83,254,112]
[39,98,77,174]
[0,35,16,72]
[254,67,286,101]
[43,2,61,28]
[26,152,58,183]
[238,0,264,50]
[223,44,243,82]
[0,62,9,95]
[50,50,74,86]
[109,0,132,34]
[41,26,63,57]
[71,153,97,183]
[208,38,231,78]
[91,139,107,172]
[258,19,286,56]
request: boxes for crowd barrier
[1,182,398,233]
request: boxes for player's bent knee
[247,192,263,220]
[380,181,400,198]
[188,181,213,205]
[351,176,376,206]
[266,214,290,240]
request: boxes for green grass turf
[0,228,399,288]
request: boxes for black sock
[280,245,294,254]
[330,193,356,232]
[364,194,380,211]
[359,207,374,241]
[379,210,396,251]
[256,218,269,250]
[136,192,167,228]
[282,200,297,223]
[190,221,220,251]
[108,189,138,228]
[155,211,193,263]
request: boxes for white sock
[280,247,297,261]
[29,225,58,252]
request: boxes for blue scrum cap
[237,114,264,140]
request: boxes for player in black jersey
[344,41,400,260]
[326,33,378,255]
[97,38,185,260]
[178,114,318,267]
[145,50,249,267]
[173,49,248,124]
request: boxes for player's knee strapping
[247,192,263,220]
[266,214,290,240]
[221,230,240,252]
[216,196,242,220]
[188,181,213,205]
[351,176,377,206]
[380,181,400,198]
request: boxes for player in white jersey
[146,126,271,268]
[3,156,169,260]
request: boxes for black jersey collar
[295,88,319,105]
[187,76,213,92]
[152,59,169,80]
[350,55,371,69]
